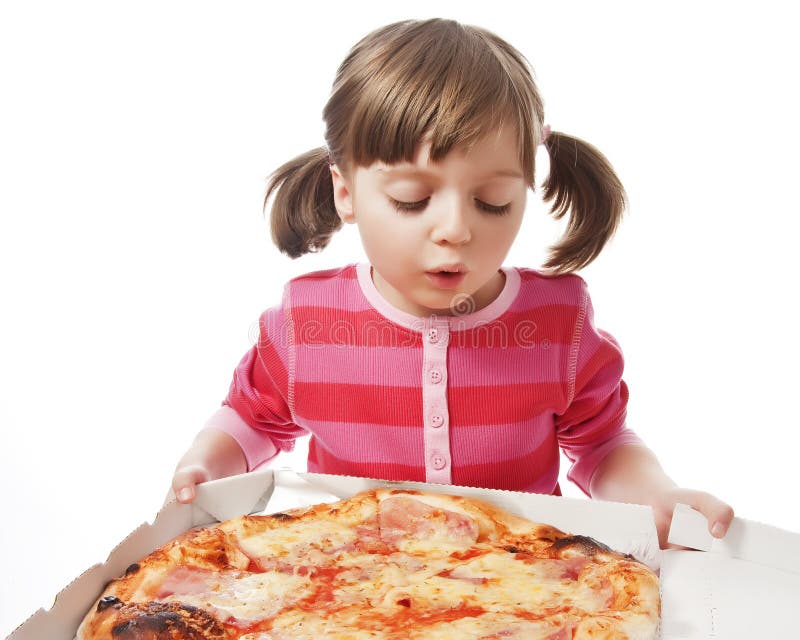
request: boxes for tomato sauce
[233,617,275,634]
[450,546,489,561]
[359,603,487,630]
[513,605,571,621]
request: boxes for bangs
[328,20,541,185]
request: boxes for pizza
[77,488,660,639]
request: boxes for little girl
[171,18,732,548]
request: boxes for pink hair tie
[540,124,552,145]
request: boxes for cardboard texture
[6,470,800,639]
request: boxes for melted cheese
[161,571,312,624]
[169,545,638,637]
[333,550,608,617]
[234,518,359,561]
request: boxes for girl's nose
[431,199,471,246]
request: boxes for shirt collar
[355,262,520,332]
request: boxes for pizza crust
[78,489,660,639]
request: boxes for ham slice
[378,495,480,545]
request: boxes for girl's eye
[389,198,511,216]
[390,197,429,212]
[476,201,511,216]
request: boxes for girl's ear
[330,164,356,224]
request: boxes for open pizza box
[7,469,800,639]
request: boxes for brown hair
[266,18,626,274]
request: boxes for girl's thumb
[172,464,211,504]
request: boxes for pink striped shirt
[210,262,642,496]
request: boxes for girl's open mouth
[425,270,467,289]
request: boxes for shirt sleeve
[555,280,644,496]
[212,287,308,471]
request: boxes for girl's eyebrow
[376,166,523,180]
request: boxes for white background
[1,1,798,636]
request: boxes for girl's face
[331,126,527,317]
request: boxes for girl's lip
[427,263,468,274]
[425,271,467,289]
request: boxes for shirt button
[430,369,443,384]
[427,328,440,343]
[431,453,447,470]
[431,414,444,428]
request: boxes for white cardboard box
[6,470,799,639]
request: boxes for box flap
[668,502,800,573]
[192,467,275,523]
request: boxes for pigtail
[265,147,342,258]
[540,131,627,274]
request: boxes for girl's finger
[685,491,735,538]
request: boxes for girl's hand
[651,487,735,549]
[589,444,734,549]
[169,428,247,505]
